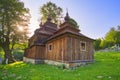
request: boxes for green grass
[0,51,120,80]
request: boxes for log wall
[46,34,94,62]
[35,45,45,59]
[25,46,36,59]
[25,45,45,59]
[45,35,67,62]
[25,33,94,62]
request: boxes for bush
[0,48,4,64]
[0,48,4,59]
[13,49,24,61]
[58,64,66,69]
[94,39,101,50]
[0,47,24,61]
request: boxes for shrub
[0,48,4,59]
[58,64,66,69]
[13,49,24,61]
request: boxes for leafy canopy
[94,26,120,50]
[105,27,120,44]
[0,0,30,63]
[40,1,63,23]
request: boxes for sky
[21,0,120,39]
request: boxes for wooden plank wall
[25,45,45,60]
[67,36,81,61]
[87,42,94,60]
[35,45,45,59]
[79,38,94,61]
[45,34,94,62]
[46,36,67,62]
[67,35,94,61]
[25,46,36,59]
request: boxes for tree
[100,40,114,49]
[40,1,63,23]
[116,26,120,44]
[117,25,120,31]
[105,27,117,44]
[94,39,101,50]
[105,27,120,45]
[0,0,30,63]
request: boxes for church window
[80,41,86,51]
[48,43,53,51]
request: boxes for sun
[18,27,23,31]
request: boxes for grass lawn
[0,51,120,80]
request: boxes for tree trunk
[2,49,16,64]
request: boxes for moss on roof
[68,18,79,29]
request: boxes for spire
[64,8,70,21]
[47,14,51,22]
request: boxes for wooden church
[23,12,94,68]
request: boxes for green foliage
[0,43,26,61]
[12,49,24,61]
[116,31,120,44]
[105,27,120,44]
[0,0,30,63]
[94,39,101,50]
[58,64,65,69]
[40,1,63,23]
[0,47,4,59]
[95,26,120,50]
[100,40,114,49]
[105,27,116,43]
[0,48,24,61]
[117,25,120,31]
[14,43,28,50]
[0,51,120,80]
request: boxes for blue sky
[21,0,120,39]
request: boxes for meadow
[0,51,120,80]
